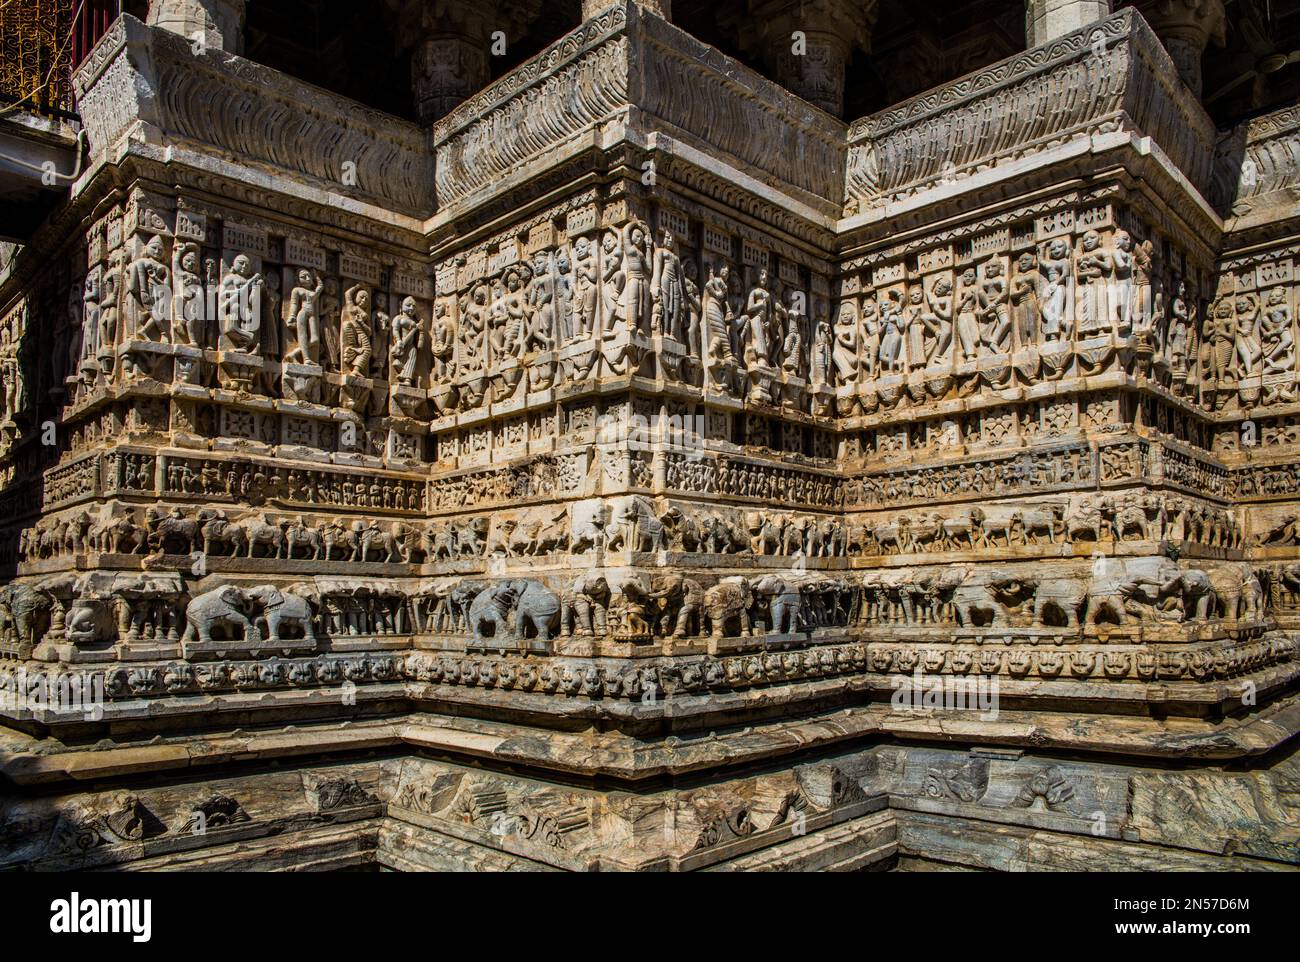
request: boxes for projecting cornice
[66,4,1280,256]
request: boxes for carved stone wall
[0,3,1297,871]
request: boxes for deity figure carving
[600,230,625,335]
[553,248,574,343]
[743,268,776,366]
[1132,237,1155,334]
[340,285,374,377]
[651,229,687,342]
[860,295,879,377]
[1075,230,1114,337]
[1262,286,1295,376]
[1202,297,1234,384]
[920,277,953,366]
[1040,264,1068,343]
[1010,253,1039,349]
[781,293,805,377]
[286,269,324,364]
[125,235,171,343]
[979,260,1011,354]
[390,296,422,387]
[811,314,832,386]
[370,297,391,380]
[98,252,121,366]
[903,286,926,370]
[832,299,860,384]
[620,221,652,336]
[704,264,735,365]
[955,267,981,360]
[571,236,598,340]
[79,272,101,373]
[458,283,489,371]
[491,269,527,361]
[0,327,21,424]
[173,243,208,348]
[430,300,456,381]
[1232,293,1263,381]
[1167,280,1191,373]
[523,251,557,353]
[878,290,906,373]
[682,258,702,357]
[218,254,264,354]
[1112,230,1135,335]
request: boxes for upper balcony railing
[71,13,434,216]
[0,0,117,119]
[433,1,847,215]
[844,8,1218,216]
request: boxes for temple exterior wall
[0,3,1296,871]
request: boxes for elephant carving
[751,574,804,634]
[469,579,561,641]
[1207,562,1264,622]
[0,583,53,648]
[1025,577,1087,628]
[244,585,316,643]
[702,577,754,639]
[561,572,610,637]
[950,571,1030,628]
[65,600,114,645]
[1086,557,1187,624]
[649,574,704,638]
[181,585,257,645]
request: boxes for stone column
[1024,0,1111,46]
[733,0,878,118]
[1134,0,1226,97]
[147,0,247,55]
[582,0,670,20]
[391,0,542,124]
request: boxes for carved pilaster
[1024,0,1112,46]
[727,0,878,118]
[388,0,544,124]
[1134,0,1226,96]
[147,0,246,54]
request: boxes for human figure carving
[1232,293,1262,379]
[340,285,374,377]
[125,235,171,343]
[218,254,264,354]
[878,290,905,373]
[979,259,1011,354]
[1262,286,1295,376]
[523,251,557,353]
[1010,252,1039,349]
[832,299,860,385]
[430,299,456,382]
[390,296,422,386]
[1075,230,1113,337]
[955,267,981,360]
[286,269,324,364]
[651,228,687,342]
[173,243,207,348]
[567,235,597,342]
[620,221,652,336]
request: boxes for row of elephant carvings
[2,556,1288,655]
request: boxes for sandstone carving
[0,0,1295,874]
